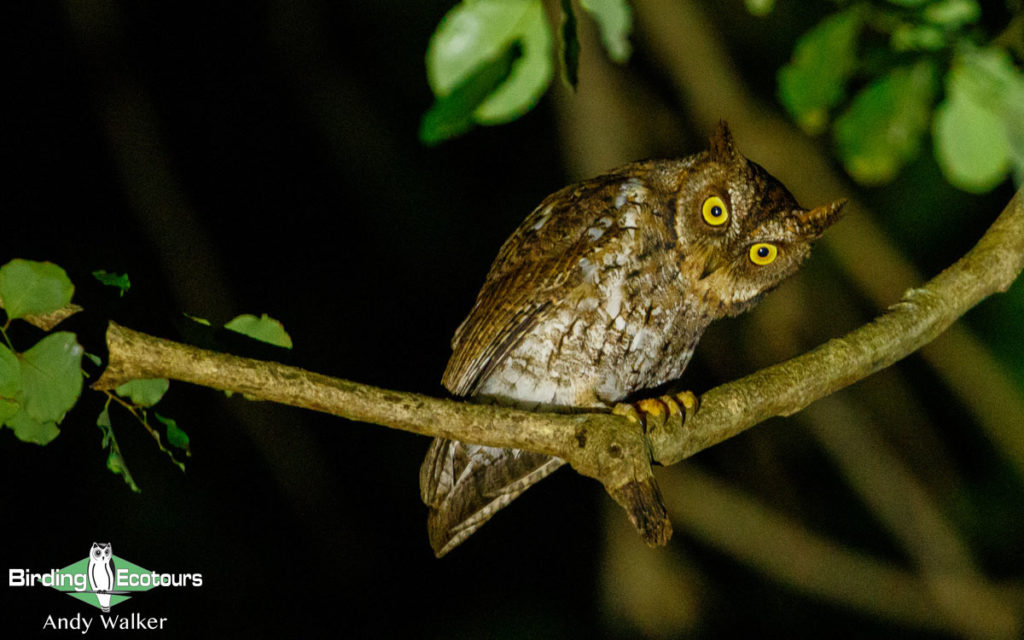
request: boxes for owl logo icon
[87,542,115,612]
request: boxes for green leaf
[778,8,863,134]
[957,47,1024,181]
[5,332,77,445]
[92,270,131,296]
[581,0,633,62]
[0,260,75,320]
[154,412,190,452]
[923,0,980,29]
[225,313,293,348]
[0,398,18,426]
[560,0,580,90]
[744,0,776,17]
[18,332,83,425]
[0,342,21,425]
[426,0,553,127]
[933,86,1009,193]
[184,313,212,326]
[97,406,141,493]
[835,59,938,185]
[890,23,946,52]
[0,342,22,428]
[0,343,21,399]
[115,378,170,407]
[420,44,521,144]
[6,410,60,445]
[933,46,1023,192]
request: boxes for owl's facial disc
[688,163,846,317]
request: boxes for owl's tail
[419,437,566,557]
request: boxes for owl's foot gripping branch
[612,391,700,442]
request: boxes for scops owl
[420,123,844,557]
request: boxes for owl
[420,123,844,557]
[88,542,114,612]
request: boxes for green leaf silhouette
[581,0,632,63]
[426,0,552,129]
[0,259,75,320]
[225,313,293,349]
[835,60,937,185]
[778,8,862,135]
[116,378,170,407]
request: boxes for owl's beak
[699,252,727,280]
[794,199,846,239]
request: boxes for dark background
[3,1,1022,637]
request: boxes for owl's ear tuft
[708,121,737,162]
[795,199,847,239]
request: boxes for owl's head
[90,542,112,560]
[672,122,845,318]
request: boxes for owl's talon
[668,390,700,433]
[613,391,699,435]
[635,398,668,433]
[612,402,643,424]
[675,390,699,416]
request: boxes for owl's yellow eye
[749,243,778,266]
[701,196,728,226]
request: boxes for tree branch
[636,0,1024,479]
[94,187,1024,543]
[651,187,1024,467]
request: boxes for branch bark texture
[94,187,1024,538]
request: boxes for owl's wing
[443,176,625,396]
[427,168,674,556]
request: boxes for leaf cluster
[0,259,84,445]
[0,258,292,492]
[420,0,632,144]
[776,0,1023,192]
[419,0,1022,193]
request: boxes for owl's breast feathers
[443,165,705,408]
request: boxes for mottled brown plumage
[420,123,844,557]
